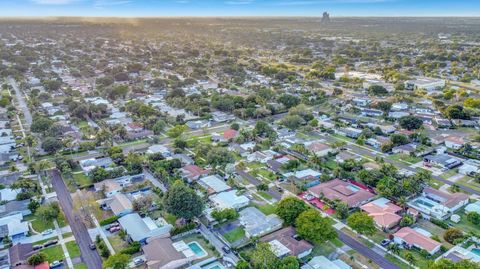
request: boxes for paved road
[198,223,238,265]
[8,77,32,125]
[338,231,401,269]
[143,168,168,192]
[50,169,103,269]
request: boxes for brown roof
[308,142,330,153]
[260,227,313,257]
[9,243,36,267]
[394,227,441,253]
[361,199,402,228]
[180,165,209,181]
[424,187,469,209]
[142,237,190,269]
[109,193,133,215]
[308,179,375,208]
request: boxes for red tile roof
[223,129,238,140]
[308,179,375,208]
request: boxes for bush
[119,241,141,255]
[171,223,196,236]
[431,218,449,229]
[99,216,120,226]
[444,228,464,244]
[467,212,480,225]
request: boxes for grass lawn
[251,168,277,181]
[310,241,337,257]
[254,203,277,215]
[440,169,459,180]
[398,249,433,269]
[385,254,411,269]
[74,263,88,269]
[325,159,338,170]
[388,153,422,164]
[72,172,92,187]
[246,162,264,171]
[448,210,480,235]
[26,212,67,232]
[118,139,148,148]
[40,245,65,263]
[428,178,445,190]
[66,241,81,258]
[108,235,129,252]
[163,212,177,225]
[258,191,273,200]
[223,227,246,243]
[456,176,480,193]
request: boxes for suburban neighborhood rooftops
[261,227,313,257]
[394,227,441,253]
[199,175,230,194]
[308,179,375,208]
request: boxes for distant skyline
[0,0,478,17]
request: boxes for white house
[209,190,249,210]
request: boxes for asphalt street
[338,231,401,269]
[50,169,103,269]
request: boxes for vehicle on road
[43,239,58,247]
[222,246,231,253]
[380,239,391,247]
[33,245,43,250]
[134,258,145,266]
[42,229,54,236]
[50,260,64,268]
[89,243,96,250]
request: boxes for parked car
[33,245,43,250]
[109,226,120,233]
[133,258,145,266]
[50,260,64,268]
[381,239,391,247]
[222,246,231,253]
[89,243,96,250]
[43,240,58,248]
[42,229,54,236]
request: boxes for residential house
[408,187,469,220]
[0,213,29,241]
[79,157,113,173]
[247,150,278,163]
[170,154,194,166]
[8,243,36,268]
[211,111,235,123]
[306,141,334,157]
[107,193,133,217]
[423,154,463,170]
[404,78,445,91]
[335,127,362,139]
[360,198,402,230]
[267,155,296,173]
[459,160,480,176]
[212,129,238,143]
[239,207,282,238]
[308,179,375,208]
[186,120,210,130]
[0,199,31,218]
[336,151,361,163]
[393,227,441,255]
[118,213,172,244]
[147,145,171,157]
[366,136,390,149]
[284,169,321,181]
[261,227,313,259]
[360,108,383,117]
[301,256,352,269]
[142,237,193,269]
[444,136,465,150]
[198,175,230,195]
[179,165,209,183]
[276,128,296,140]
[209,190,249,210]
[392,143,417,155]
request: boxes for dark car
[43,240,58,248]
[381,239,391,247]
[89,243,96,250]
[33,245,43,250]
[222,246,231,253]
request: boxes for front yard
[223,227,246,243]
[40,245,65,263]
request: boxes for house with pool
[407,187,469,220]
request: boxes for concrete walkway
[91,213,115,254]
[55,220,74,269]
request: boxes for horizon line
[0,15,479,19]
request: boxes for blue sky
[0,0,478,17]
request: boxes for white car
[133,258,144,266]
[50,260,64,268]
[42,229,54,236]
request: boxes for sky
[0,0,478,17]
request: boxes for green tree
[211,208,239,222]
[334,201,349,220]
[236,260,250,269]
[467,211,480,225]
[152,120,166,135]
[399,116,423,130]
[27,252,48,265]
[31,116,53,133]
[404,252,416,267]
[164,180,204,220]
[276,197,309,225]
[167,124,188,138]
[295,209,337,244]
[28,200,40,213]
[206,147,234,168]
[103,253,130,269]
[347,212,376,236]
[368,85,388,96]
[279,256,299,269]
[42,137,63,153]
[36,202,60,223]
[250,243,279,269]
[443,228,463,244]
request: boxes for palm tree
[387,243,400,255]
[404,252,416,268]
[398,196,408,213]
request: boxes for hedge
[99,216,120,226]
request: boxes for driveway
[50,169,103,269]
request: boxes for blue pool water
[471,248,480,256]
[188,242,206,257]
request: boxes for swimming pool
[471,248,480,256]
[188,241,207,258]
[414,198,435,208]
